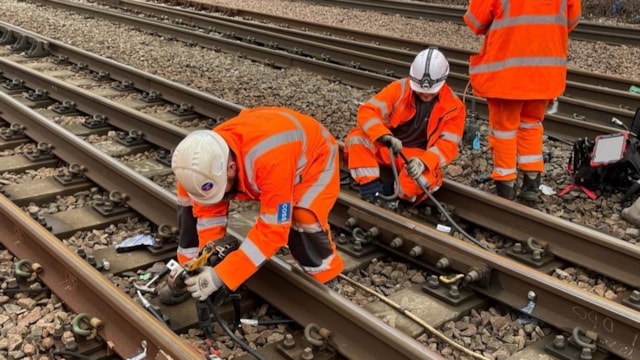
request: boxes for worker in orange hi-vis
[464,0,581,201]
[159,107,344,304]
[344,47,466,204]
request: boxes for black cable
[212,307,268,360]
[395,149,492,251]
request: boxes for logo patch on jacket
[277,203,291,224]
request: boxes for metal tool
[133,261,175,294]
[136,290,165,323]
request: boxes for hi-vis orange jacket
[176,107,340,291]
[350,78,465,183]
[464,0,581,99]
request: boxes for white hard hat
[409,47,449,94]
[171,130,229,205]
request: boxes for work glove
[406,157,426,179]
[184,266,224,301]
[379,135,403,154]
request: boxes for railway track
[43,0,640,142]
[0,19,639,359]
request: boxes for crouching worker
[159,106,345,304]
[344,47,465,203]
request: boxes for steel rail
[0,92,204,360]
[101,0,640,126]
[27,0,632,140]
[0,73,178,228]
[333,191,640,359]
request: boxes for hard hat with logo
[409,47,450,94]
[171,130,229,205]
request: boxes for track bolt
[389,237,403,248]
[580,348,593,360]
[513,243,522,253]
[301,347,314,360]
[553,335,566,349]
[428,275,439,289]
[409,246,423,257]
[449,285,460,299]
[532,250,542,261]
[283,334,295,349]
[436,257,449,269]
[630,290,640,304]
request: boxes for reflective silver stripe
[495,167,517,176]
[177,246,199,259]
[362,118,382,132]
[260,213,280,225]
[427,146,447,168]
[177,195,192,206]
[346,135,374,150]
[470,56,567,74]
[298,129,338,209]
[300,253,334,274]
[569,17,579,28]
[440,131,461,144]
[520,122,542,129]
[368,98,389,122]
[464,10,482,29]
[517,154,543,164]
[239,237,267,267]
[280,112,309,182]
[495,0,567,30]
[244,127,306,194]
[491,129,517,139]
[351,167,380,179]
[292,221,323,233]
[196,216,228,231]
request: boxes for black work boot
[158,284,190,305]
[520,172,541,201]
[495,180,516,200]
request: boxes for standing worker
[464,0,581,201]
[160,107,344,303]
[344,47,465,203]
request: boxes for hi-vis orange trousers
[487,98,547,181]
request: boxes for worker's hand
[184,266,223,301]
[406,157,426,179]
[379,135,403,153]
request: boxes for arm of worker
[567,0,581,32]
[417,101,465,173]
[463,0,494,35]
[356,80,403,143]
[213,159,297,291]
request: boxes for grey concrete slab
[45,205,134,239]
[124,159,172,178]
[0,154,59,172]
[92,140,150,157]
[153,111,197,123]
[0,137,29,150]
[23,62,59,71]
[62,123,111,137]
[363,284,487,338]
[1,177,91,206]
[65,78,102,87]
[11,95,54,109]
[42,70,78,79]
[112,97,155,110]
[92,244,177,275]
[89,87,127,98]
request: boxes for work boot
[520,172,541,201]
[622,197,640,227]
[495,180,516,200]
[158,284,190,305]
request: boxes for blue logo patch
[201,182,214,191]
[277,202,291,224]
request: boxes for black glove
[379,135,403,153]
